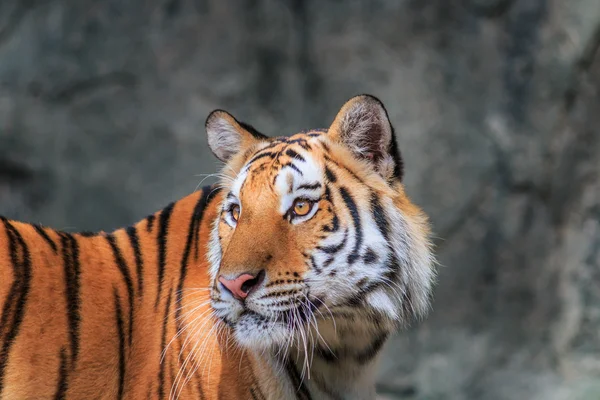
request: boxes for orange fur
[0,190,257,399]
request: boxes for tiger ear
[206,110,268,162]
[327,95,403,181]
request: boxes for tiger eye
[293,200,311,216]
[231,205,240,221]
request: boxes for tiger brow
[296,182,322,191]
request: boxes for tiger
[0,94,435,400]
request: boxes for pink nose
[218,272,263,300]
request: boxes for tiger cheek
[217,219,234,250]
[293,206,328,264]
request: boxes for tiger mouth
[217,300,320,327]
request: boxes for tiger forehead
[242,130,328,178]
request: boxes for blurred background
[1,0,599,399]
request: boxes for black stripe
[322,186,340,233]
[286,138,311,150]
[53,347,69,400]
[59,232,81,368]
[175,187,219,344]
[329,213,340,232]
[126,226,144,297]
[158,288,173,400]
[354,331,389,364]
[0,284,18,342]
[384,255,413,319]
[317,229,348,255]
[0,221,19,334]
[155,202,175,310]
[146,214,156,232]
[370,193,390,242]
[114,288,126,400]
[339,187,363,264]
[315,345,337,363]
[363,248,378,264]
[246,363,265,400]
[192,224,201,261]
[0,220,32,394]
[325,166,337,183]
[383,254,401,282]
[106,234,135,347]
[0,277,18,394]
[238,121,268,140]
[77,231,97,237]
[346,280,385,308]
[285,148,305,162]
[315,330,388,366]
[285,359,312,400]
[250,387,267,400]
[309,255,321,274]
[282,162,303,175]
[193,188,221,261]
[323,257,335,268]
[168,359,176,397]
[296,182,321,191]
[246,151,275,167]
[256,140,283,153]
[371,195,406,311]
[325,158,365,184]
[324,185,333,202]
[33,224,58,252]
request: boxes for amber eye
[230,205,240,222]
[293,199,312,217]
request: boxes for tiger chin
[0,95,435,400]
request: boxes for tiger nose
[218,270,265,301]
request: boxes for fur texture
[0,95,435,399]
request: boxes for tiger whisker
[162,305,214,364]
[168,298,212,321]
[172,311,219,400]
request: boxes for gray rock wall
[1,1,599,399]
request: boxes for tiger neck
[249,322,389,400]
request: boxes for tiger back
[0,95,436,400]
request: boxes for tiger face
[207,95,435,353]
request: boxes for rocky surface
[1,1,599,398]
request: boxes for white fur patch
[274,153,323,215]
[207,216,222,280]
[366,289,399,320]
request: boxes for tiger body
[0,95,436,399]
[0,189,250,399]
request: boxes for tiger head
[207,95,435,354]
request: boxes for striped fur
[0,95,435,399]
